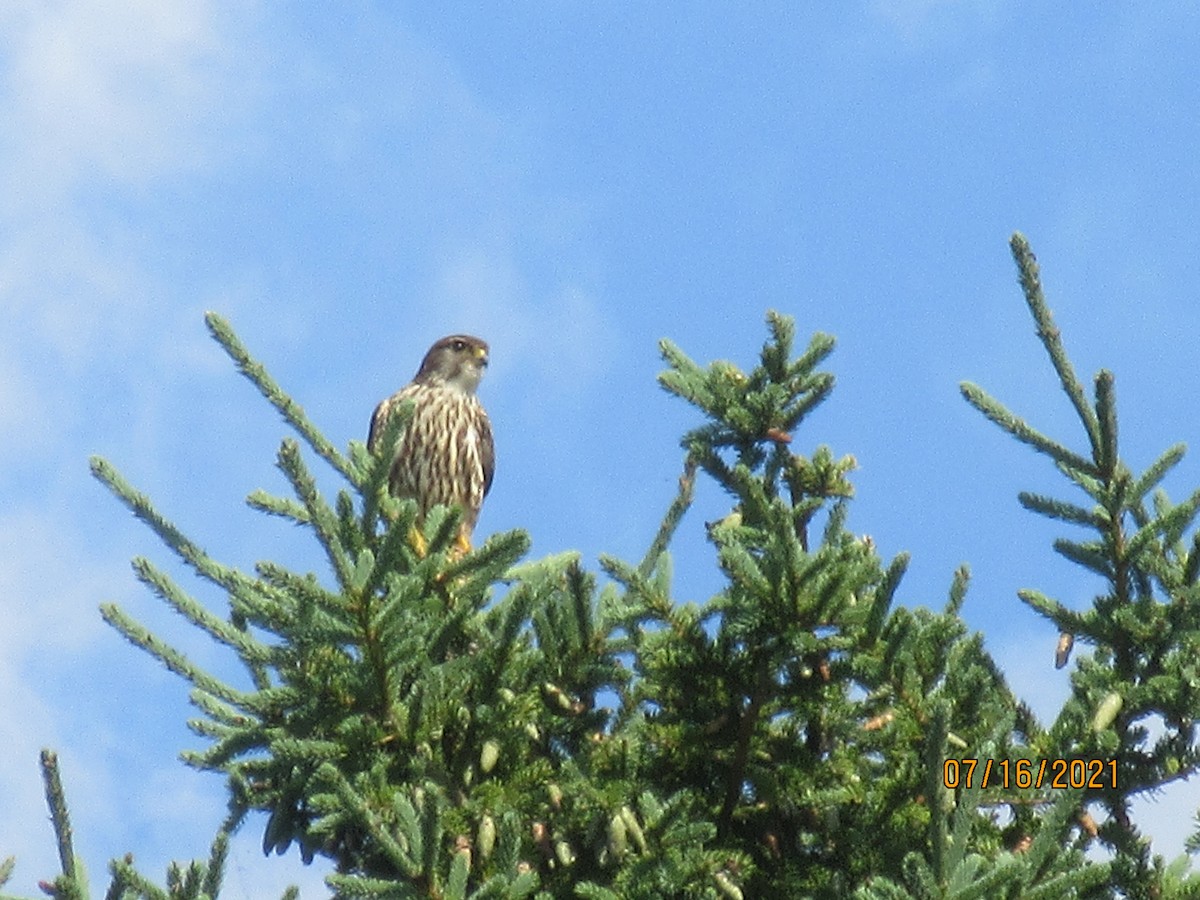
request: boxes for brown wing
[367,394,392,454]
[477,404,495,498]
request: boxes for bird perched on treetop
[368,335,494,555]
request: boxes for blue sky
[3,2,1199,895]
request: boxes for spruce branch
[597,554,673,625]
[246,489,312,525]
[1125,489,1200,565]
[865,552,908,643]
[276,437,354,591]
[39,750,83,900]
[1128,443,1187,508]
[1018,492,1106,529]
[497,550,579,589]
[1017,589,1089,633]
[1009,232,1103,461]
[0,857,14,890]
[14,751,306,900]
[366,500,423,586]
[719,657,771,836]
[360,398,413,533]
[760,308,796,380]
[1094,370,1119,480]
[637,455,698,579]
[204,311,356,485]
[131,557,272,665]
[1184,533,1200,586]
[481,582,541,689]
[104,859,165,900]
[1053,459,1106,501]
[253,561,347,631]
[90,457,253,597]
[99,603,247,707]
[1051,538,1114,580]
[438,529,531,588]
[945,564,970,618]
[187,688,262,733]
[958,383,1098,478]
[657,337,713,402]
[660,314,836,478]
[923,704,950,883]
[200,823,232,900]
[784,329,836,383]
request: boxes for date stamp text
[943,758,1117,790]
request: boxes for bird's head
[414,334,490,393]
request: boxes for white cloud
[0,0,262,316]
[0,0,266,456]
[0,0,247,201]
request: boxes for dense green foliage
[7,235,1200,898]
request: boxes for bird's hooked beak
[474,346,489,368]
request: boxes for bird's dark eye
[451,339,466,352]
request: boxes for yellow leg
[408,526,428,558]
[451,527,472,559]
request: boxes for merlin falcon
[368,335,495,553]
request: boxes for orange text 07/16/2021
[942,758,1118,791]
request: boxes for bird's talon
[444,531,472,562]
[409,527,428,558]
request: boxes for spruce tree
[961,233,1200,900]
[6,234,1200,898]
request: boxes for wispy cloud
[0,0,246,200]
[0,2,268,893]
[0,0,264,435]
